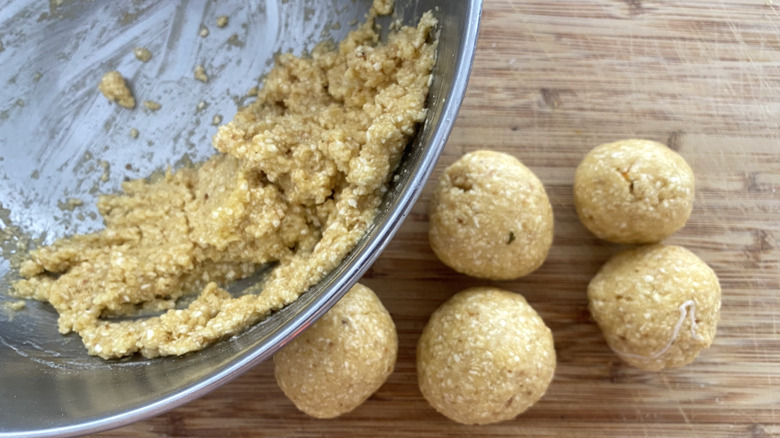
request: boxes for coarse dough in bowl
[0,1,481,436]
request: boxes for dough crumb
[133,46,152,62]
[2,300,26,322]
[130,128,139,138]
[199,26,209,37]
[211,114,222,125]
[99,160,110,182]
[274,283,397,418]
[4,300,26,311]
[417,287,556,424]
[98,71,135,109]
[194,65,209,83]
[216,15,229,28]
[372,0,394,15]
[588,244,721,370]
[143,100,161,111]
[57,198,83,211]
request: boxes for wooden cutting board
[96,1,780,436]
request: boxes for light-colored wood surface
[97,0,780,436]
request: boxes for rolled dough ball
[428,150,554,280]
[417,287,556,425]
[588,245,721,371]
[274,283,397,418]
[573,139,694,244]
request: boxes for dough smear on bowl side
[12,5,438,360]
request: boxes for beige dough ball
[274,283,397,418]
[417,287,556,425]
[588,245,721,371]
[428,150,554,280]
[573,139,695,244]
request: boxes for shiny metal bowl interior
[0,1,481,436]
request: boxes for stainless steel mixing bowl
[0,0,481,436]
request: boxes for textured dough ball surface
[573,139,694,244]
[429,150,554,280]
[588,245,720,371]
[274,283,397,418]
[417,287,556,425]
